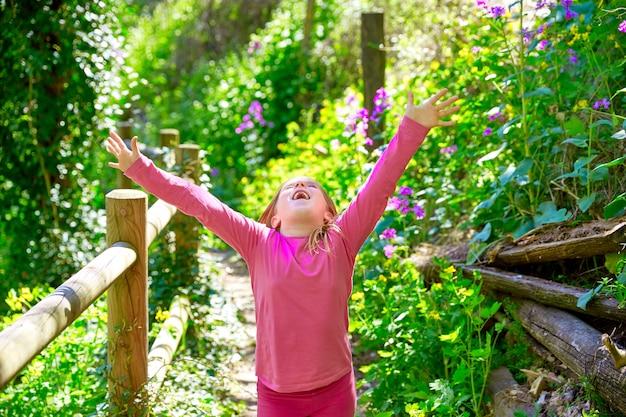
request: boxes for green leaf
[523,87,553,98]
[594,155,626,170]
[612,130,626,140]
[466,242,488,265]
[561,136,588,148]
[605,253,622,274]
[470,222,492,245]
[564,116,586,135]
[533,201,572,227]
[477,144,506,163]
[439,326,462,342]
[590,119,615,129]
[577,284,604,310]
[577,193,595,213]
[604,193,626,219]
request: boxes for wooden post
[159,128,180,148]
[117,122,135,189]
[106,189,149,416]
[361,12,386,147]
[174,144,201,281]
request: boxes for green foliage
[0,0,125,311]
[425,0,626,241]
[351,259,504,416]
[0,289,108,416]
[121,0,356,204]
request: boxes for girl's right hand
[106,131,141,172]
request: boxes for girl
[106,88,459,416]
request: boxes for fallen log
[461,265,626,323]
[488,220,626,267]
[513,298,626,415]
[486,367,535,417]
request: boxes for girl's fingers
[440,105,460,116]
[130,136,139,155]
[108,161,120,169]
[428,88,449,104]
[407,91,414,106]
[436,96,459,110]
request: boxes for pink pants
[256,371,357,417]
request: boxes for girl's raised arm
[106,131,141,172]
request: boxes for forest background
[1,0,626,416]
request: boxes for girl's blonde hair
[258,177,341,253]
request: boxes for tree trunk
[462,265,626,322]
[513,298,626,415]
[490,221,626,267]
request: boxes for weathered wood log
[486,367,535,417]
[514,298,626,415]
[462,265,626,323]
[106,190,149,415]
[489,221,626,267]
[147,296,191,387]
[0,243,136,390]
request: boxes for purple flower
[561,0,578,20]
[398,186,413,196]
[537,40,550,51]
[236,101,273,134]
[535,0,552,9]
[412,205,425,219]
[247,41,260,53]
[471,46,483,54]
[476,0,488,9]
[619,20,626,33]
[380,228,397,239]
[388,196,409,213]
[592,98,611,110]
[488,111,502,121]
[483,127,493,136]
[364,137,374,146]
[440,144,458,154]
[490,6,506,17]
[383,245,397,258]
[564,8,578,19]
[371,87,391,122]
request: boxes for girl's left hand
[106,131,141,172]
[405,89,460,129]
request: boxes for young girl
[106,88,459,416]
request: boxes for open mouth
[291,189,310,200]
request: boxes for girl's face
[270,177,333,230]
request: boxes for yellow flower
[430,60,441,71]
[444,265,456,274]
[574,99,588,111]
[155,308,170,322]
[351,292,364,302]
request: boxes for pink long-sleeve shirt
[124,116,429,393]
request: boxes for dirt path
[213,251,258,416]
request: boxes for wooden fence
[0,127,200,416]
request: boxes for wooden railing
[0,128,200,416]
